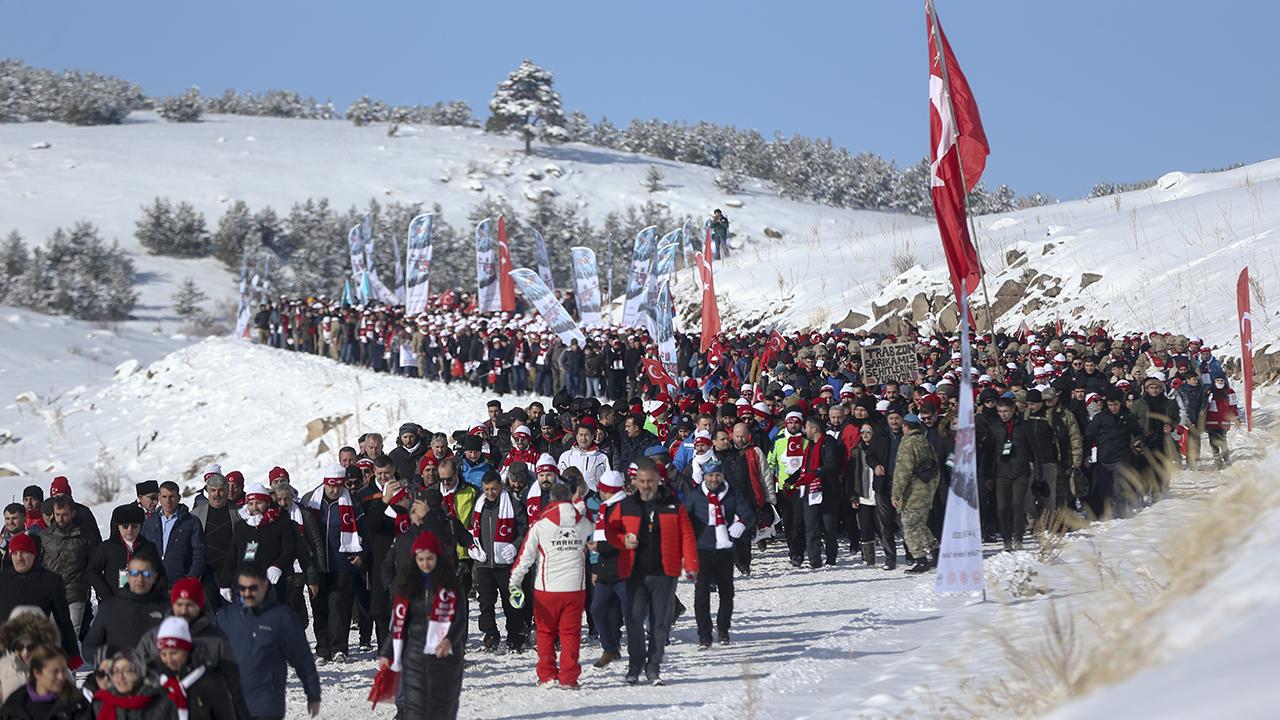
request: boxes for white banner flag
[935,290,985,593]
[510,268,585,345]
[622,225,658,327]
[475,219,501,312]
[531,226,555,292]
[405,214,434,315]
[347,224,367,277]
[570,246,602,326]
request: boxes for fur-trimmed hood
[0,611,59,649]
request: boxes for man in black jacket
[83,554,168,665]
[388,423,428,484]
[218,483,298,605]
[86,504,163,603]
[1086,387,1144,520]
[990,397,1040,550]
[1020,389,1063,527]
[617,413,661,473]
[588,471,627,669]
[0,533,81,664]
[191,473,240,611]
[797,416,842,569]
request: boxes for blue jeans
[590,579,628,653]
[586,376,603,398]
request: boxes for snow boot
[905,557,932,574]
[860,542,876,566]
[593,650,619,669]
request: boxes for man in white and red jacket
[508,484,595,689]
[558,417,612,493]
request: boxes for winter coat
[141,505,207,582]
[216,509,297,590]
[86,534,164,601]
[0,687,91,720]
[683,482,755,552]
[90,683,177,720]
[0,568,79,662]
[1017,409,1060,466]
[67,502,102,546]
[82,585,168,663]
[458,457,492,489]
[470,493,528,570]
[1131,393,1178,439]
[297,491,358,576]
[891,431,940,510]
[556,446,611,493]
[1086,408,1142,465]
[136,614,250,720]
[353,484,400,619]
[604,486,699,580]
[145,658,237,720]
[1205,387,1239,430]
[616,430,661,472]
[989,416,1039,480]
[214,595,320,719]
[376,578,467,720]
[37,523,94,603]
[509,502,594,593]
[189,502,240,586]
[1175,383,1208,426]
[388,444,428,486]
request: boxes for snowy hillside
[696,159,1280,366]
[0,111,895,313]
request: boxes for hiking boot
[483,634,501,652]
[882,556,897,571]
[560,682,580,690]
[905,557,932,574]
[315,656,329,667]
[332,652,346,664]
[861,542,877,566]
[1013,540,1024,551]
[1003,541,1013,552]
[789,557,804,569]
[593,650,619,669]
[357,643,373,653]
[647,670,664,686]
[737,565,752,577]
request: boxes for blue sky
[2,0,1275,199]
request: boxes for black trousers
[625,574,676,676]
[474,566,527,642]
[855,502,878,543]
[694,549,735,643]
[783,494,806,562]
[733,523,756,571]
[803,500,839,567]
[314,572,358,658]
[996,474,1029,542]
[875,491,899,562]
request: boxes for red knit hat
[170,577,206,610]
[411,530,443,556]
[224,471,245,486]
[268,466,290,484]
[8,533,35,556]
[416,454,439,475]
[49,476,71,497]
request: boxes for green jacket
[766,431,808,491]
[447,483,479,560]
[891,431,940,508]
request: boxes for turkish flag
[1237,268,1254,431]
[928,1,989,305]
[641,357,677,396]
[761,329,785,368]
[497,215,516,312]
[698,220,721,352]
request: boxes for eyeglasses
[127,569,155,578]
[237,584,261,594]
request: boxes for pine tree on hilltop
[171,277,207,320]
[157,87,204,122]
[15,222,137,320]
[486,59,568,154]
[644,165,665,193]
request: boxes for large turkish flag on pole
[928,0,989,304]
[1237,268,1254,431]
[497,214,516,312]
[697,220,721,353]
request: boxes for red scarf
[502,447,539,471]
[24,510,46,530]
[801,434,826,495]
[159,668,205,720]
[388,580,458,671]
[93,690,154,720]
[705,486,726,527]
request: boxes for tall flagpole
[928,0,997,340]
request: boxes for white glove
[496,544,517,565]
[220,588,232,602]
[267,566,282,585]
[470,544,488,563]
[728,521,746,540]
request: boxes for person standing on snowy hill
[1204,375,1240,468]
[710,209,730,259]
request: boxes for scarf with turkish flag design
[306,486,362,553]
[469,489,516,561]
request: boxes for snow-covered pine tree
[713,156,745,194]
[212,201,253,268]
[171,277,207,320]
[0,230,29,302]
[283,198,346,296]
[644,165,665,193]
[590,117,623,148]
[486,59,568,154]
[565,110,592,143]
[157,87,204,122]
[136,199,210,257]
[346,96,377,126]
[14,222,137,320]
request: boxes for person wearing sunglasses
[82,556,169,670]
[0,608,66,702]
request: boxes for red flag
[698,220,721,352]
[761,329,785,368]
[641,356,677,396]
[497,215,515,312]
[928,0,989,305]
[1237,268,1254,431]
